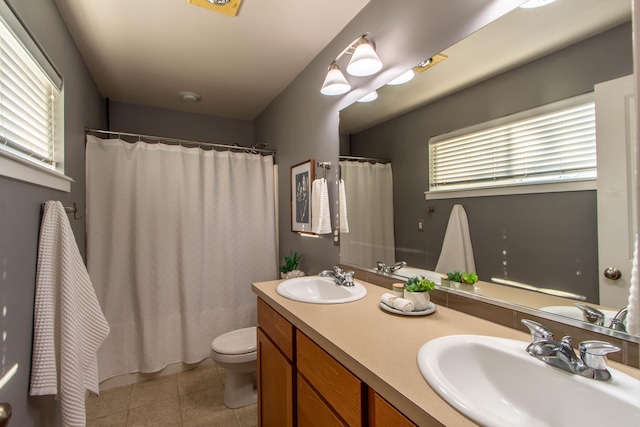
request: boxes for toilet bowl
[210,326,257,408]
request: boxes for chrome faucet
[376,261,406,274]
[574,303,627,332]
[320,266,355,287]
[521,319,620,381]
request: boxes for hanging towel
[311,178,332,234]
[435,204,476,274]
[627,236,639,336]
[30,201,110,427]
[339,179,349,233]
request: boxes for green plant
[280,251,301,273]
[404,276,436,293]
[446,271,462,282]
[461,272,478,285]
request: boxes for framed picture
[291,159,315,233]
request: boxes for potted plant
[280,250,305,279]
[441,271,462,288]
[457,272,479,292]
[403,276,436,311]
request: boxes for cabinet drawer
[298,374,347,427]
[296,331,362,427]
[257,298,294,361]
[368,389,416,427]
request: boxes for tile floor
[86,363,257,427]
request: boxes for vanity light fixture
[320,34,383,96]
[187,0,243,17]
[357,91,378,103]
[519,0,557,8]
[387,69,415,86]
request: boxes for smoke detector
[179,91,202,102]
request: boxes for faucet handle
[575,304,606,326]
[578,340,620,370]
[343,271,355,286]
[521,319,554,342]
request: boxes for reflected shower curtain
[339,161,395,269]
[86,135,277,380]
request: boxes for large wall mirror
[338,0,638,340]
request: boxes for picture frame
[291,159,315,233]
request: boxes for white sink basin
[276,276,367,304]
[417,335,640,427]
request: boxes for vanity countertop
[252,278,640,426]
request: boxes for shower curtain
[339,160,395,269]
[85,135,277,380]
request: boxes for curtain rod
[86,128,276,156]
[339,155,390,163]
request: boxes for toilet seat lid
[211,326,257,355]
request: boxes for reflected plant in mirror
[338,0,638,339]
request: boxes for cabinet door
[257,327,294,427]
[368,389,416,427]
[298,374,347,427]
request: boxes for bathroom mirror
[338,0,638,339]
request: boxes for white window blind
[429,95,596,192]
[0,10,60,170]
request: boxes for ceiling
[53,0,371,120]
[340,0,632,134]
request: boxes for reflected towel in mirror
[435,204,476,274]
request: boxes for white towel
[380,293,414,312]
[30,201,110,427]
[311,178,332,234]
[339,179,349,233]
[435,204,476,274]
[627,236,639,336]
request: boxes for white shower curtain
[85,135,277,380]
[339,161,395,269]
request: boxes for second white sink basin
[417,335,640,427]
[276,276,367,304]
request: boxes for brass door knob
[0,403,12,427]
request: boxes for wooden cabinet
[257,297,424,427]
[297,374,347,427]
[257,300,294,427]
[368,389,417,427]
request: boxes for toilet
[210,326,258,408]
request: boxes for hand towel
[380,293,414,312]
[435,204,476,274]
[627,236,639,336]
[311,178,332,234]
[30,201,110,427]
[339,179,349,233]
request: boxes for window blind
[429,97,596,192]
[0,13,59,169]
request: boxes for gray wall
[347,23,633,302]
[0,0,105,425]
[108,101,254,146]
[254,0,525,275]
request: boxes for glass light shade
[520,0,556,8]
[387,69,415,86]
[357,91,378,103]
[346,39,383,77]
[320,63,351,95]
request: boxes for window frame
[425,93,596,200]
[0,0,69,192]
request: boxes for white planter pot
[403,290,431,311]
[280,270,305,280]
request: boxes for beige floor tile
[234,403,257,427]
[177,365,221,395]
[86,385,132,421]
[127,397,182,427]
[181,386,238,426]
[216,364,228,384]
[130,374,179,409]
[86,411,128,427]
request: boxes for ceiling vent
[187,0,243,17]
